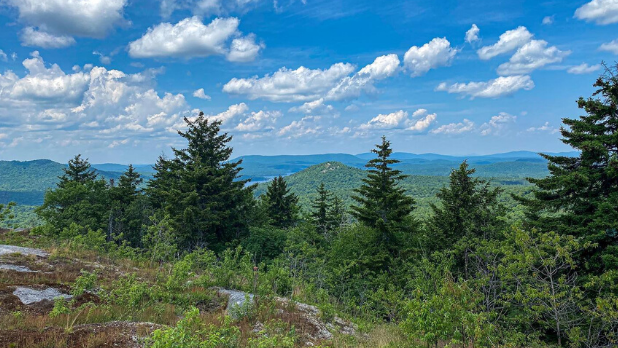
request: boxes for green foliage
[264,176,299,228]
[147,113,255,251]
[241,226,287,264]
[147,307,241,348]
[519,65,618,275]
[351,136,415,252]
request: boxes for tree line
[15,65,618,347]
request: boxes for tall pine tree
[148,112,255,251]
[519,65,618,274]
[351,136,415,246]
[264,176,299,228]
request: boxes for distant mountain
[91,163,156,174]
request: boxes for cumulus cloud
[465,24,480,43]
[160,0,260,18]
[20,27,76,48]
[477,26,533,60]
[542,16,554,25]
[6,0,127,46]
[497,40,570,75]
[207,103,249,124]
[193,88,211,100]
[278,116,322,138]
[436,75,534,99]
[359,110,409,130]
[226,34,264,62]
[0,50,7,62]
[567,63,602,74]
[0,52,194,145]
[325,54,400,100]
[527,121,559,133]
[289,98,333,114]
[599,39,618,54]
[223,63,355,102]
[358,109,437,132]
[403,38,458,76]
[480,112,516,135]
[431,119,475,134]
[128,17,262,61]
[235,110,281,131]
[575,0,618,25]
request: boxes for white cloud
[7,0,127,43]
[0,50,6,62]
[206,103,249,124]
[128,17,260,61]
[289,98,333,114]
[160,0,260,18]
[358,109,437,132]
[431,119,475,134]
[403,38,458,76]
[575,0,618,25]
[278,116,322,138]
[599,39,618,54]
[223,54,400,102]
[567,63,602,74]
[226,34,264,62]
[477,26,533,60]
[406,112,437,131]
[527,121,559,133]
[20,27,76,48]
[436,75,534,98]
[0,52,193,142]
[193,88,211,100]
[359,110,409,130]
[497,40,570,75]
[93,51,111,65]
[222,63,355,102]
[325,54,400,100]
[480,112,516,135]
[4,51,90,102]
[465,24,480,43]
[235,110,281,131]
[542,16,554,25]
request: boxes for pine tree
[108,165,147,245]
[328,195,346,230]
[148,112,255,250]
[427,161,506,249]
[519,65,618,274]
[310,183,333,234]
[265,176,299,228]
[37,155,109,232]
[351,136,415,245]
[58,154,98,187]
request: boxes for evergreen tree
[265,176,299,228]
[427,161,506,249]
[148,113,255,250]
[37,155,109,232]
[519,65,618,274]
[310,183,334,234]
[58,154,98,188]
[108,165,148,246]
[328,195,346,230]
[351,136,415,245]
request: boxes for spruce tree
[351,136,415,245]
[519,65,618,274]
[310,183,333,234]
[427,161,506,249]
[148,112,255,250]
[58,154,98,187]
[108,165,147,245]
[38,155,109,232]
[265,176,299,228]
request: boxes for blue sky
[0,0,617,164]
